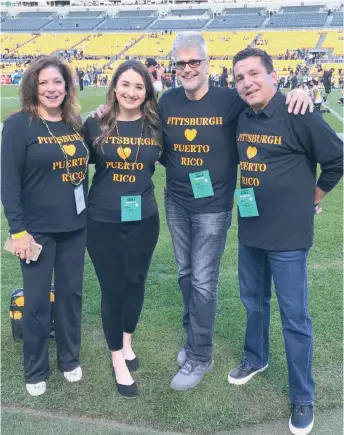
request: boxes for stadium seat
[322,30,344,55]
[1,18,51,31]
[97,17,154,31]
[259,31,321,55]
[207,15,265,29]
[266,13,327,28]
[149,19,209,30]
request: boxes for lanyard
[41,117,89,187]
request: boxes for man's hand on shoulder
[286,89,314,115]
[90,104,106,119]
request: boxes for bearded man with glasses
[158,31,313,392]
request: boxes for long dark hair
[96,60,161,151]
[19,55,81,131]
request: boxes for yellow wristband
[11,231,27,240]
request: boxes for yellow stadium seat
[15,34,89,56]
[73,33,141,56]
[259,31,321,56]
[322,31,344,56]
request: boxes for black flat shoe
[125,357,139,372]
[111,367,139,399]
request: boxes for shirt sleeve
[1,115,27,233]
[157,99,166,166]
[225,88,247,123]
[293,111,343,192]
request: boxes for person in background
[1,56,89,397]
[83,60,161,399]
[76,67,84,91]
[290,71,298,90]
[322,67,334,102]
[311,79,330,115]
[220,66,228,87]
[145,57,163,94]
[93,72,98,90]
[228,47,343,435]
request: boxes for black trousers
[21,228,86,383]
[79,79,84,91]
[87,213,159,351]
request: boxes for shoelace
[294,405,310,415]
[180,360,209,375]
[238,360,252,372]
[180,361,197,375]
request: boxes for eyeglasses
[174,59,206,70]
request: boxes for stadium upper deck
[1,1,342,77]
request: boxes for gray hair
[171,31,207,60]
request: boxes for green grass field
[1,85,343,435]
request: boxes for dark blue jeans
[239,243,314,405]
[165,194,232,364]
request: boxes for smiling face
[234,56,277,111]
[174,48,209,94]
[37,66,66,114]
[114,68,146,114]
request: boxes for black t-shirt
[83,117,161,223]
[323,70,333,85]
[236,91,343,251]
[1,112,88,234]
[159,86,245,213]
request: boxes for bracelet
[11,231,27,240]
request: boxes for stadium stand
[68,59,110,71]
[67,11,104,18]
[266,13,328,28]
[281,5,324,13]
[312,62,343,75]
[125,33,175,57]
[170,9,209,16]
[18,11,52,18]
[117,10,155,17]
[322,30,344,55]
[330,13,344,27]
[1,33,37,53]
[273,59,307,75]
[14,34,89,56]
[73,33,141,56]
[207,15,265,29]
[149,19,209,30]
[44,18,104,31]
[97,17,154,31]
[258,31,321,56]
[1,18,51,31]
[223,7,265,14]
[203,32,256,56]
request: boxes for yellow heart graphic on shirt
[117,147,131,160]
[62,144,76,157]
[247,146,257,159]
[184,129,197,142]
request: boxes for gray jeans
[165,194,232,364]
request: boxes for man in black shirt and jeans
[227,48,343,435]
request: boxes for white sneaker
[26,381,46,396]
[64,366,82,383]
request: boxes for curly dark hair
[19,55,81,131]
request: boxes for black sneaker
[289,404,314,435]
[227,359,268,385]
